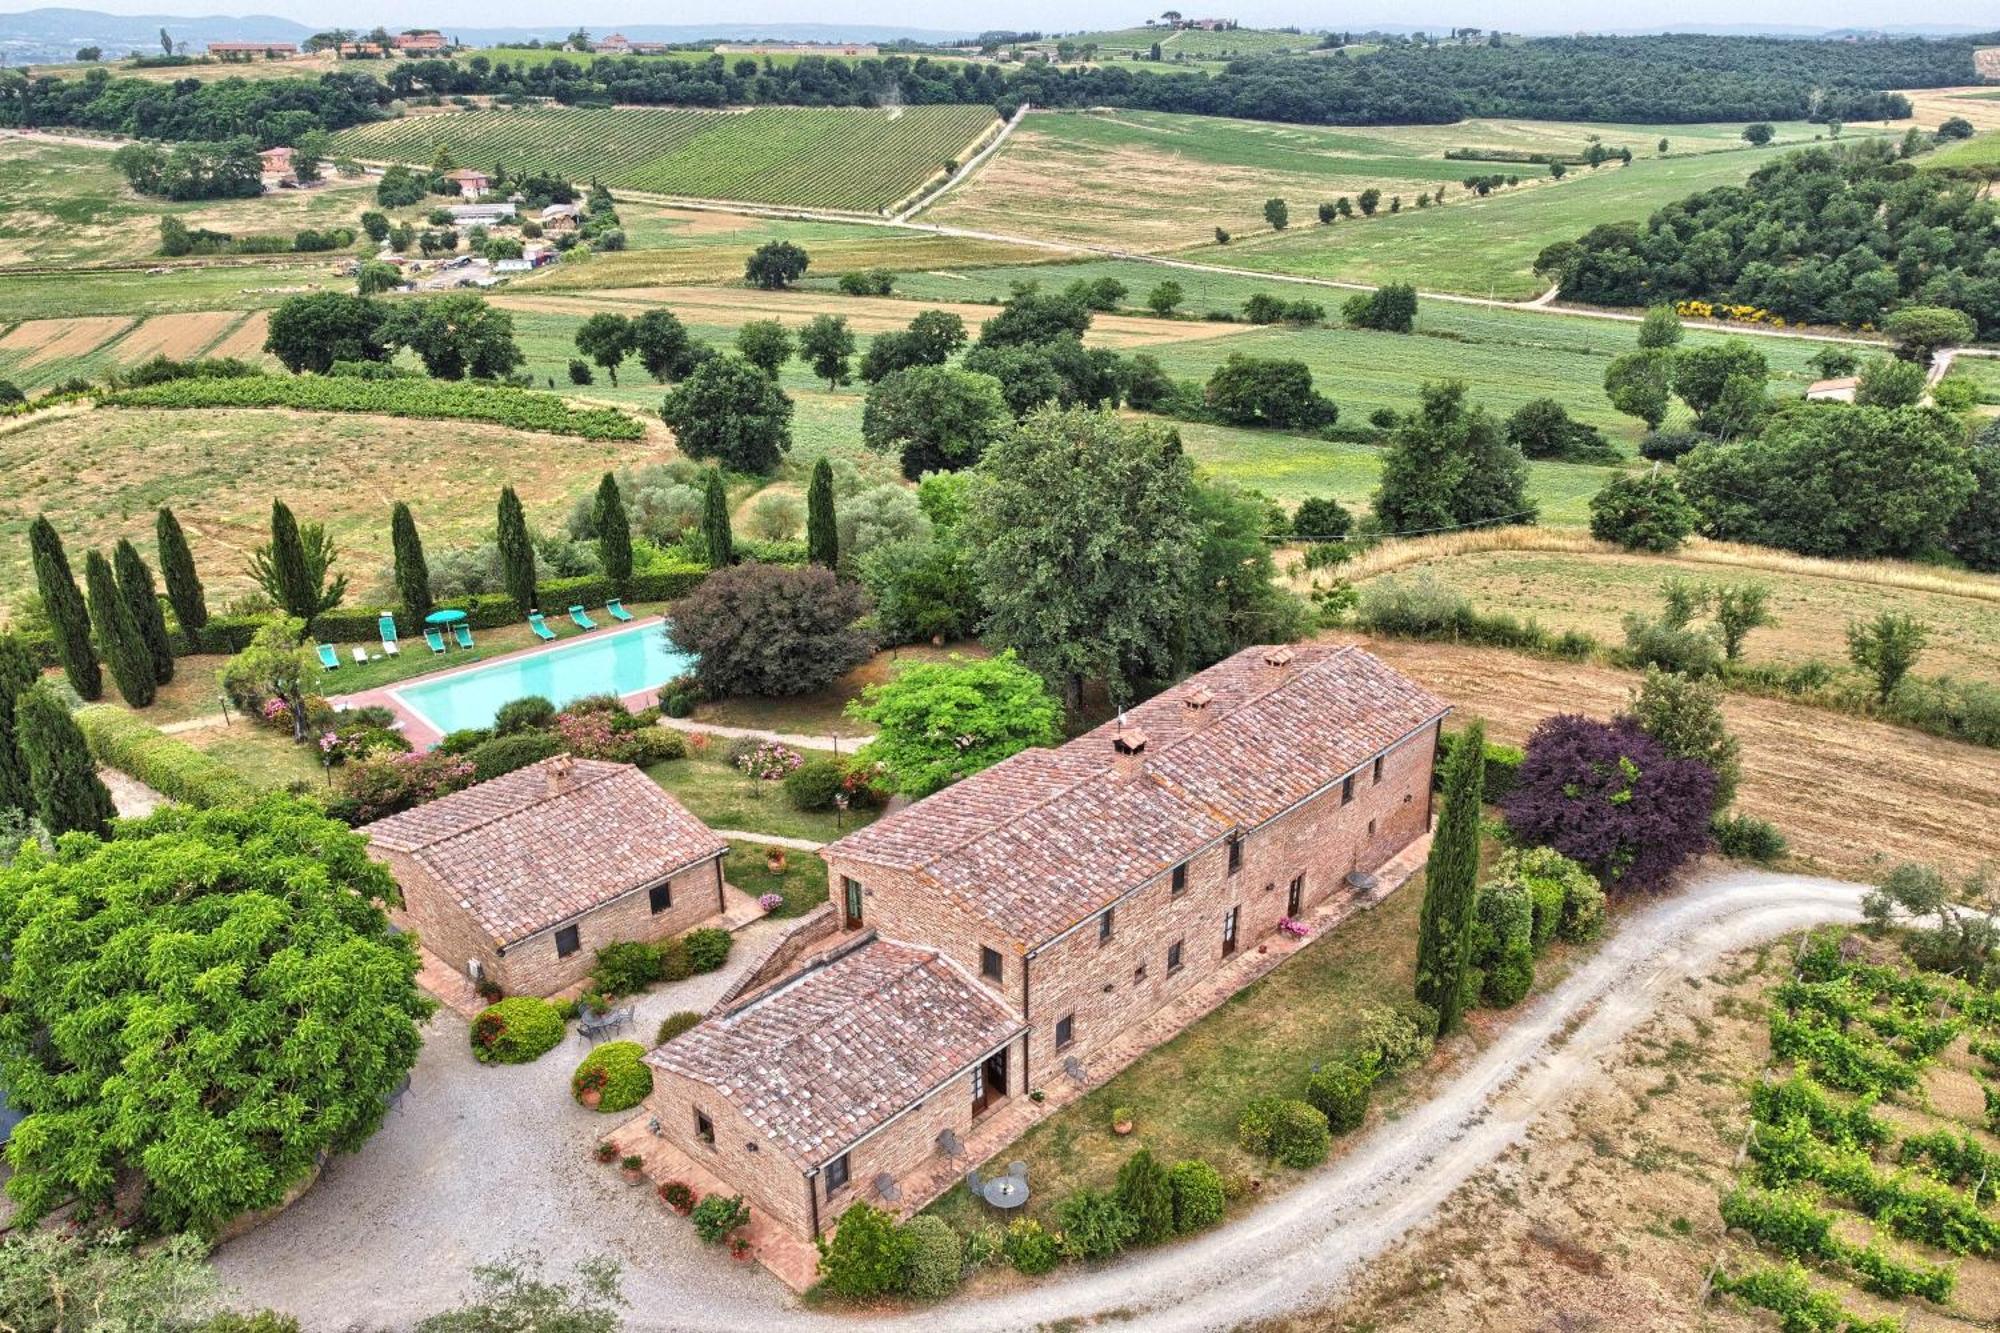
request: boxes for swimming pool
[391,621,694,736]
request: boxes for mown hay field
[333,104,1000,212]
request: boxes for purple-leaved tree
[1501,714,1716,893]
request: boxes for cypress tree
[267,500,317,621]
[85,550,156,708]
[114,539,175,685]
[0,634,37,815]
[594,473,633,591]
[154,505,207,634]
[28,516,101,701]
[390,501,433,616]
[701,469,733,569]
[1414,720,1488,1036]
[496,486,538,614]
[806,455,838,569]
[16,683,115,838]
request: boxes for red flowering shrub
[1501,714,1716,893]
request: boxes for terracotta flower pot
[766,848,787,872]
[1113,1120,1134,1136]
[620,1167,644,1184]
[580,1087,602,1110]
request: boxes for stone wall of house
[377,848,727,997]
[711,904,838,1011]
[647,1065,814,1236]
[499,856,727,997]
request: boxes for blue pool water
[392,622,694,736]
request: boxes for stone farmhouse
[363,756,729,997]
[644,644,1447,1240]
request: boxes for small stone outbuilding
[362,756,729,996]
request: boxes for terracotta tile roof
[649,935,1024,1169]
[362,757,727,946]
[826,645,1448,947]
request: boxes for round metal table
[982,1174,1030,1210]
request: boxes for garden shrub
[465,730,564,782]
[1305,1058,1377,1133]
[784,758,847,811]
[591,940,665,995]
[494,695,557,734]
[899,1215,963,1300]
[1053,1187,1137,1260]
[1002,1218,1060,1275]
[1351,1002,1435,1073]
[656,1010,702,1044]
[691,1194,749,1244]
[1241,1096,1331,1168]
[1114,1148,1175,1246]
[470,996,565,1065]
[1432,730,1524,800]
[570,1040,652,1112]
[683,926,733,974]
[1472,880,1535,1007]
[961,1223,1004,1270]
[436,727,492,755]
[1523,877,1565,951]
[621,728,686,766]
[657,935,693,982]
[74,705,260,808]
[1714,813,1788,864]
[816,1200,910,1297]
[1168,1159,1226,1232]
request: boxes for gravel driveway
[217,872,1869,1332]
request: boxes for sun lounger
[528,611,557,642]
[605,597,634,622]
[378,613,400,656]
[424,627,447,655]
[569,604,597,631]
[452,622,474,650]
[315,643,340,670]
[351,646,369,664]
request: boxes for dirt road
[218,873,1872,1331]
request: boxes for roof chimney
[546,752,576,796]
[1111,712,1148,779]
[1262,645,1296,670]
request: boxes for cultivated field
[927,109,1862,294]
[0,310,276,389]
[332,104,1000,212]
[0,407,669,614]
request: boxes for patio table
[981,1174,1030,1210]
[424,608,468,625]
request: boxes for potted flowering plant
[1112,1105,1135,1136]
[729,1234,753,1262]
[619,1153,646,1184]
[594,1141,617,1164]
[659,1180,696,1215]
[574,1065,608,1110]
[1278,916,1311,940]
[757,892,784,913]
[765,846,787,872]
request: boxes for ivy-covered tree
[0,634,38,815]
[848,651,1062,797]
[594,473,633,590]
[14,683,115,838]
[0,797,433,1234]
[701,469,733,570]
[497,486,538,614]
[391,501,432,616]
[27,516,100,701]
[113,540,174,685]
[1416,719,1485,1035]
[806,456,838,570]
[154,505,207,634]
[84,550,156,708]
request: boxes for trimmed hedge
[101,374,645,440]
[684,926,733,974]
[309,565,707,643]
[571,1040,653,1112]
[1432,729,1524,800]
[74,705,261,807]
[1167,1159,1226,1232]
[470,996,566,1064]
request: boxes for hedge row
[311,564,707,642]
[100,374,645,440]
[74,705,263,808]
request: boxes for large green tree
[1179,479,1312,673]
[496,486,538,614]
[798,313,856,389]
[861,365,1011,479]
[573,311,632,386]
[84,550,156,708]
[14,683,115,838]
[630,308,701,382]
[27,516,100,701]
[262,291,391,374]
[388,294,523,380]
[1602,347,1673,430]
[0,797,433,1234]
[660,356,793,474]
[849,651,1063,797]
[734,319,792,379]
[154,505,207,634]
[0,634,37,815]
[806,456,838,570]
[391,501,433,616]
[594,472,633,590]
[966,407,1199,715]
[701,469,733,570]
[1415,719,1487,1036]
[1373,381,1535,534]
[113,539,174,685]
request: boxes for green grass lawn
[723,841,831,918]
[177,721,331,791]
[644,750,879,843]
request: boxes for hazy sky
[50,2,2000,34]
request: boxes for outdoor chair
[315,643,340,670]
[1008,1160,1027,1179]
[569,604,597,631]
[423,627,447,655]
[452,622,474,650]
[605,597,634,622]
[377,613,400,656]
[350,646,369,664]
[528,611,557,641]
[965,1169,983,1197]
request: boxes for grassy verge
[723,841,830,919]
[644,751,879,844]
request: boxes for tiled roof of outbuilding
[826,645,1448,947]
[648,934,1024,1169]
[362,757,727,946]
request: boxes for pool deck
[329,615,671,750]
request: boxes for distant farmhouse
[1147,16,1238,29]
[713,42,880,57]
[594,32,670,55]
